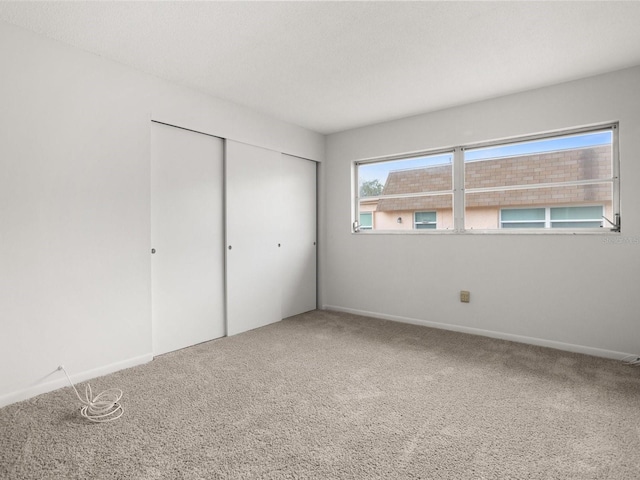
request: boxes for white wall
[322,66,640,359]
[0,21,323,406]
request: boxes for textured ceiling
[1,1,640,134]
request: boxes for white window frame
[352,123,620,235]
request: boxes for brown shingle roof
[376,146,611,212]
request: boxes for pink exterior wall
[363,204,611,231]
[368,208,454,231]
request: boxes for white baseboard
[322,305,631,361]
[0,353,153,408]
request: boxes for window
[353,123,619,234]
[464,126,617,231]
[359,212,373,230]
[500,208,545,229]
[500,206,604,229]
[355,151,454,232]
[550,206,605,229]
[414,211,437,229]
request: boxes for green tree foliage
[359,179,384,197]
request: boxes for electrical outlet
[460,290,470,303]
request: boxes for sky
[358,130,612,192]
[464,130,611,162]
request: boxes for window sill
[352,229,621,235]
[460,229,620,235]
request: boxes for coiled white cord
[621,355,640,367]
[58,365,124,423]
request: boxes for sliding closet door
[281,154,317,318]
[226,141,282,336]
[151,122,225,355]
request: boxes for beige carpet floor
[1,310,639,479]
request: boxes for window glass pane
[356,152,453,232]
[414,211,436,223]
[464,131,612,190]
[465,131,612,161]
[375,194,451,213]
[415,223,437,230]
[358,153,453,198]
[359,212,372,229]
[501,208,545,222]
[466,184,610,230]
[550,206,602,220]
[358,194,452,231]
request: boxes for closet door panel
[281,154,317,318]
[226,141,282,336]
[151,122,225,355]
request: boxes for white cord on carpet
[621,355,640,367]
[58,365,124,423]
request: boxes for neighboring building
[360,145,612,230]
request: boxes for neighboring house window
[500,208,545,229]
[353,123,619,234]
[500,206,604,229]
[549,205,605,229]
[359,212,373,230]
[414,211,436,229]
